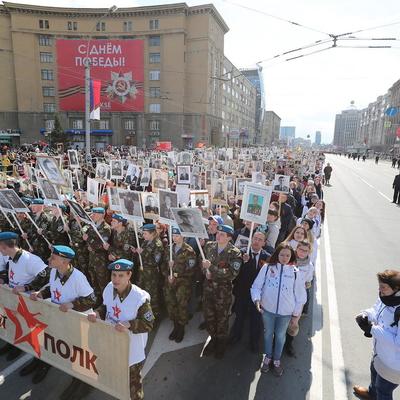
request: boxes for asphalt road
[1,154,400,400]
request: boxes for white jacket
[251,263,307,317]
[364,298,400,383]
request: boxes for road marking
[323,218,348,400]
[309,248,323,400]
[0,353,32,385]
[352,173,392,201]
[377,191,392,202]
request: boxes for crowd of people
[2,144,395,400]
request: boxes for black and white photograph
[110,159,124,179]
[175,184,191,207]
[62,169,73,191]
[171,207,208,239]
[252,171,266,185]
[190,190,209,208]
[36,156,66,186]
[158,190,178,223]
[68,149,79,169]
[272,174,291,193]
[239,182,272,225]
[96,163,110,181]
[177,165,191,185]
[125,163,140,185]
[0,191,13,211]
[107,187,121,211]
[118,189,143,220]
[67,200,92,224]
[152,169,168,191]
[226,175,235,193]
[0,189,29,212]
[190,171,204,190]
[29,167,38,185]
[141,192,160,220]
[140,168,151,187]
[234,234,250,250]
[87,177,99,205]
[211,179,227,205]
[38,179,61,204]
[177,151,192,165]
[236,178,252,199]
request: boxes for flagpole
[85,61,91,162]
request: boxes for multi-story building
[240,68,265,145]
[384,80,400,151]
[333,105,361,150]
[261,111,280,146]
[0,2,231,149]
[314,131,321,145]
[220,57,256,147]
[280,126,295,143]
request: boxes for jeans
[261,310,292,360]
[369,362,399,400]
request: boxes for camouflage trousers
[138,268,161,318]
[88,254,109,306]
[163,280,191,326]
[203,282,232,339]
[130,361,145,400]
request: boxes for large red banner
[56,39,144,112]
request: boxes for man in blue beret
[108,214,136,263]
[201,224,242,359]
[47,204,70,247]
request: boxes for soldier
[15,212,31,251]
[68,212,89,274]
[82,207,111,305]
[108,214,136,262]
[201,224,242,358]
[247,195,262,216]
[87,259,154,400]
[16,245,96,386]
[162,227,197,342]
[136,224,164,319]
[47,204,70,246]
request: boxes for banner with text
[0,286,130,400]
[57,39,144,113]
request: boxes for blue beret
[143,223,156,231]
[217,224,234,236]
[172,227,181,235]
[57,204,67,211]
[31,198,44,205]
[52,245,75,259]
[91,207,105,214]
[112,214,127,223]
[108,259,134,271]
[22,197,33,205]
[0,232,18,241]
[209,215,224,225]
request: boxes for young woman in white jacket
[353,270,400,400]
[251,243,307,377]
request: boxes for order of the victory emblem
[106,71,138,103]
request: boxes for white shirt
[49,268,94,312]
[103,282,150,366]
[7,250,47,289]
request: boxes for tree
[50,114,69,149]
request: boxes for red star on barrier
[4,295,47,357]
[53,288,61,302]
[9,269,14,280]
[112,305,121,319]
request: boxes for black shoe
[169,323,178,341]
[202,337,216,357]
[60,378,80,400]
[198,321,207,330]
[215,338,227,359]
[285,344,296,358]
[6,347,22,361]
[20,358,42,377]
[0,343,13,356]
[32,363,51,384]
[174,325,185,343]
[69,382,92,400]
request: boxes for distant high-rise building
[333,102,362,149]
[280,126,296,142]
[315,131,321,145]
[261,111,281,145]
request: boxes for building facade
[314,131,321,145]
[261,111,280,146]
[280,126,295,142]
[0,2,232,149]
[333,107,361,150]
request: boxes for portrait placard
[171,207,208,239]
[240,183,272,225]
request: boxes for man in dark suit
[393,171,400,204]
[230,231,271,353]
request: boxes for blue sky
[5,0,400,143]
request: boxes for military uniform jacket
[141,238,164,269]
[109,228,136,260]
[87,220,111,255]
[30,212,52,247]
[69,219,87,249]
[203,241,242,286]
[49,216,69,245]
[162,242,197,281]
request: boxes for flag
[90,79,101,120]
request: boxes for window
[149,53,160,63]
[72,120,83,129]
[149,70,160,80]
[39,35,52,46]
[124,120,135,130]
[43,103,55,113]
[222,96,226,105]
[99,120,109,129]
[68,21,78,31]
[39,19,49,29]
[96,22,106,32]
[42,87,55,97]
[45,120,55,131]
[149,19,159,30]
[149,87,160,98]
[41,69,53,80]
[123,21,133,32]
[40,52,53,63]
[149,104,160,113]
[149,120,160,130]
[149,36,160,46]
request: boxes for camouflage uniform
[202,241,242,354]
[161,242,197,326]
[108,227,136,261]
[18,215,32,251]
[48,216,69,246]
[138,238,164,318]
[86,220,111,305]
[0,213,13,232]
[69,218,90,275]
[30,212,52,262]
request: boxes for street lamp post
[85,6,117,162]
